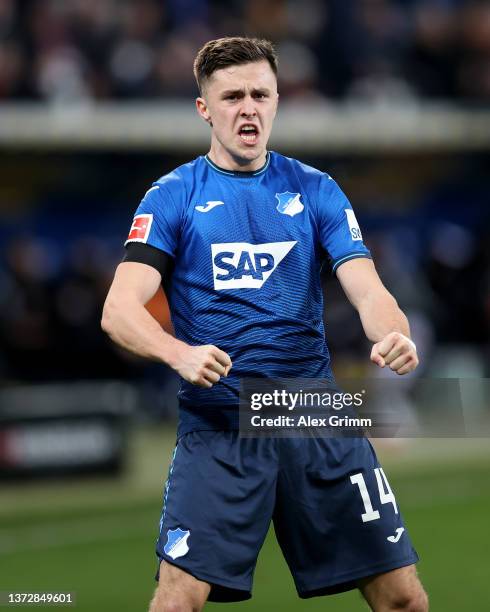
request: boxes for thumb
[371,345,385,368]
[223,363,232,377]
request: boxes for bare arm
[336,258,418,375]
[101,262,232,387]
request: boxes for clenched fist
[370,332,419,375]
[169,343,232,388]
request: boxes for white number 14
[350,468,398,523]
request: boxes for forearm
[336,259,417,374]
[101,294,183,367]
[102,262,233,386]
[357,290,410,344]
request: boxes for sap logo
[211,241,297,290]
[345,209,363,241]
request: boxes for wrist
[160,337,187,369]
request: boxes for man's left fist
[370,332,419,375]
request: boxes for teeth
[239,125,257,143]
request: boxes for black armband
[123,242,172,279]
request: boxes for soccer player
[102,37,428,612]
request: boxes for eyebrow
[220,87,271,97]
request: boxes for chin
[241,149,259,159]
[237,146,264,161]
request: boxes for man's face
[196,60,279,170]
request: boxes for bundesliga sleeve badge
[125,213,153,244]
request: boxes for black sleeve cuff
[331,253,373,275]
[123,242,172,278]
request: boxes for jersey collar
[204,151,271,178]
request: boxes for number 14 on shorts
[350,468,398,522]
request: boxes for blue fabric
[126,152,371,434]
[156,432,418,601]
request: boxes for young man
[102,37,428,611]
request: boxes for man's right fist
[169,343,232,388]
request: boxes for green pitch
[0,430,489,611]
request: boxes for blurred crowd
[1,0,490,104]
[0,192,490,384]
[0,233,129,381]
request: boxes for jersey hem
[177,424,239,439]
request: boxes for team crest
[275,192,304,217]
[164,528,190,560]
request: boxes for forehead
[206,60,277,93]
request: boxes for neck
[207,138,267,172]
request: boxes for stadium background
[0,1,489,610]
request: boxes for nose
[240,95,256,118]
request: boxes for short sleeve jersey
[126,151,371,435]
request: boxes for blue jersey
[126,151,371,435]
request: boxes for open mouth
[238,125,259,145]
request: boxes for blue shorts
[155,431,418,602]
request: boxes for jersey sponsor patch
[163,527,190,560]
[211,241,297,290]
[344,209,363,241]
[275,192,304,217]
[125,213,153,245]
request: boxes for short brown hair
[193,36,278,94]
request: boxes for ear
[196,97,212,126]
